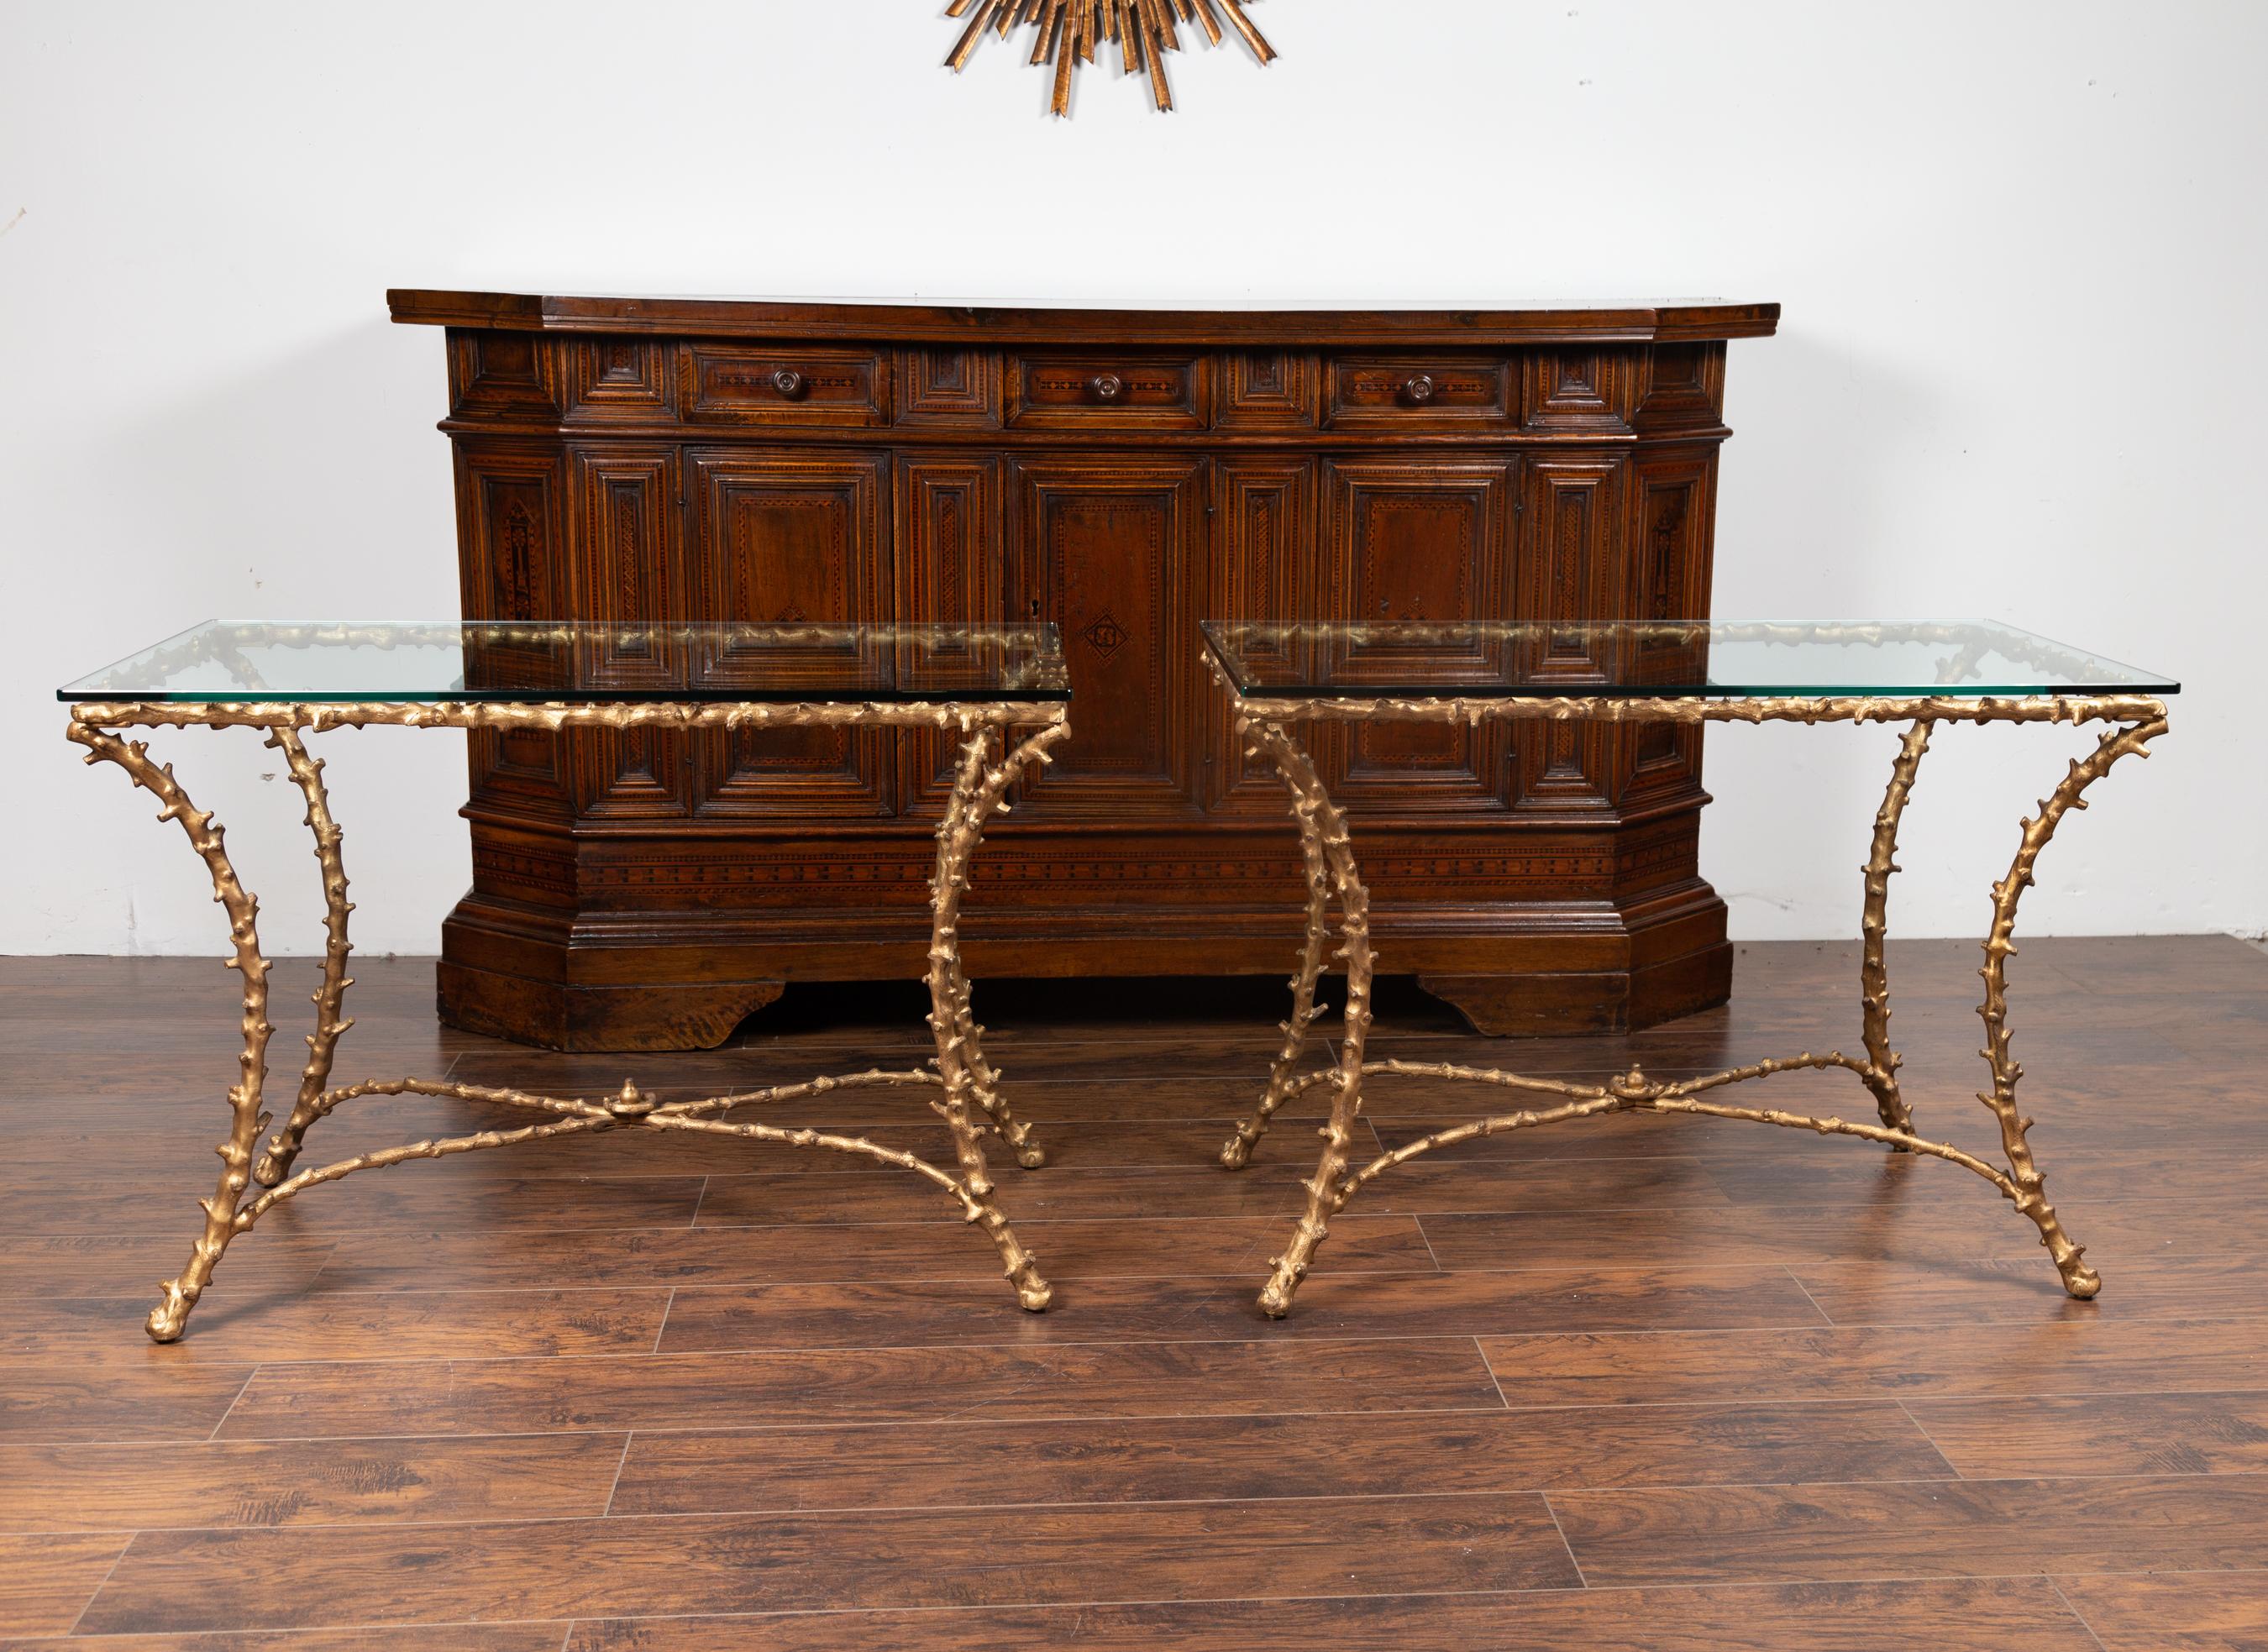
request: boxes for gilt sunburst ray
[944,0,1275,116]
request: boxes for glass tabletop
[1201,621,2177,699]
[60,621,1071,704]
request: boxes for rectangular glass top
[1202,621,2177,700]
[60,621,1070,704]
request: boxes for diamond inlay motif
[1080,611,1130,662]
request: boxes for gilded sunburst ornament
[944,0,1275,116]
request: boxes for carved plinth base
[435,873,1736,1052]
[436,960,784,1053]
[1421,941,1733,1037]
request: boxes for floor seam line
[1537,1491,1590,1590]
[1476,1334,1515,1413]
[336,1568,2265,1627]
[1413,1213,1446,1273]
[1893,1397,1966,1480]
[1782,1264,1838,1326]
[63,1533,134,1636]
[10,1468,2255,1537]
[601,1431,636,1518]
[20,1565,2265,1639]
[2047,1576,2113,1651]
[206,1366,260,1442]
[39,1394,2163,1451]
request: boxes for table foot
[1259,1210,1331,1318]
[145,1297,192,1345]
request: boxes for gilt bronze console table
[1201,620,2179,1318]
[61,621,1070,1341]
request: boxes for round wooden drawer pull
[1089,372,1126,402]
[770,368,807,400]
[1402,374,1437,406]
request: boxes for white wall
[3,0,2260,957]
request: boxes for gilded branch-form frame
[1203,654,2171,1318]
[66,695,1069,1342]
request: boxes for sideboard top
[386,290,1779,348]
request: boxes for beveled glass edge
[60,621,1074,705]
[1198,619,2181,700]
[63,617,218,703]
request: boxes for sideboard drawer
[682,346,888,427]
[1006,354,1207,429]
[1325,356,1513,428]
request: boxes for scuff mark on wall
[0,207,26,239]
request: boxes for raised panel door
[567,445,689,817]
[1514,454,1628,813]
[1324,457,1515,811]
[1207,456,1320,814]
[456,442,570,820]
[896,454,1005,816]
[1006,455,1205,818]
[686,449,892,819]
[1617,445,1718,806]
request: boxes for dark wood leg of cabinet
[437,959,785,1053]
[1420,941,1733,1037]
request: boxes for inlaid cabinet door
[686,449,893,819]
[456,442,571,821]
[896,454,1005,816]
[1005,455,1207,818]
[1614,447,1716,808]
[567,444,689,817]
[1513,454,1630,814]
[1323,457,1516,811]
[1207,456,1320,814]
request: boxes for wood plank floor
[0,939,2264,1648]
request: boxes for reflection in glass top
[60,622,1070,704]
[1201,621,2177,700]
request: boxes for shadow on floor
[723,973,1467,1042]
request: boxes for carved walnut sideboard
[388,291,1780,1051]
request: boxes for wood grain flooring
[0,941,2264,1647]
